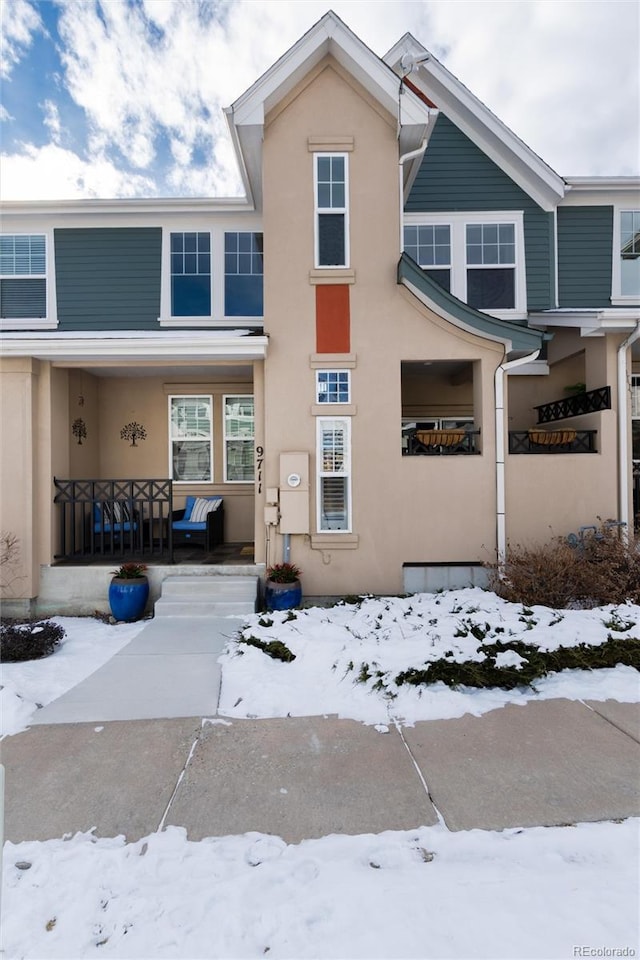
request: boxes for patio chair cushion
[93,502,136,532]
[188,496,222,523]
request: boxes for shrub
[238,635,296,662]
[111,562,148,579]
[266,562,301,583]
[1,620,65,662]
[489,525,640,608]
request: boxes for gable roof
[225,11,435,210]
[384,34,566,212]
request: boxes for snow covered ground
[2,589,639,959]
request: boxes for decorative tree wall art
[71,418,87,445]
[120,421,147,447]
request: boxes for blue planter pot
[265,579,302,612]
[109,577,149,622]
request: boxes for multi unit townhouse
[1,11,639,615]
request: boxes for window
[170,232,211,316]
[225,232,263,316]
[0,234,46,319]
[466,223,515,309]
[403,213,525,315]
[317,417,351,531]
[315,154,348,267]
[169,396,213,482]
[620,210,640,298]
[403,225,451,291]
[224,395,254,482]
[316,370,350,404]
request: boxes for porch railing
[403,430,480,456]
[535,386,611,424]
[53,478,173,562]
[508,431,597,454]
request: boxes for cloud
[1,0,43,78]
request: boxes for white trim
[404,211,526,315]
[314,152,349,269]
[169,394,214,485]
[223,393,255,484]
[0,229,57,328]
[0,331,269,362]
[316,415,352,533]
[612,206,640,303]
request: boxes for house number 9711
[256,445,264,494]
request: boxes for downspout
[495,348,541,566]
[398,139,428,255]
[617,321,640,537]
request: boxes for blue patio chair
[171,496,224,551]
[92,501,139,540]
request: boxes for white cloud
[41,99,62,143]
[0,0,43,78]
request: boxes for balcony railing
[508,430,597,454]
[535,386,611,424]
[54,478,173,562]
[403,429,480,456]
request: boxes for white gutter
[617,321,640,537]
[398,139,428,254]
[495,349,541,565]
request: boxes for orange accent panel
[315,285,350,353]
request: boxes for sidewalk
[3,616,640,844]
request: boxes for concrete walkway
[3,616,640,844]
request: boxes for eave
[398,252,546,356]
[528,308,640,337]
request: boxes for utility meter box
[279,452,309,534]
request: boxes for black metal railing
[508,431,597,454]
[535,386,611,424]
[403,430,480,456]
[53,478,173,562]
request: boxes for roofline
[0,197,253,217]
[0,331,269,362]
[564,176,640,191]
[398,252,546,355]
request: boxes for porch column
[253,359,266,564]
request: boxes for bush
[238,635,296,662]
[1,620,65,662]
[489,525,640,608]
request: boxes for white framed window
[317,417,351,532]
[224,232,263,317]
[403,212,526,317]
[223,395,254,483]
[169,395,213,483]
[316,370,351,404]
[0,233,55,327]
[613,209,640,302]
[314,153,349,268]
[170,231,211,317]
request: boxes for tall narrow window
[317,417,351,531]
[170,232,211,316]
[315,154,348,267]
[620,210,640,298]
[465,223,515,309]
[0,234,46,319]
[224,395,254,482]
[169,396,213,482]
[224,232,264,316]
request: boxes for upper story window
[620,210,640,298]
[316,370,351,404]
[170,232,211,317]
[169,395,213,482]
[315,154,349,268]
[223,395,254,482]
[224,232,263,316]
[0,234,47,320]
[403,225,451,292]
[403,212,526,317]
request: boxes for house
[1,11,639,616]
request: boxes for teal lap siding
[557,207,613,307]
[55,228,161,331]
[405,115,554,310]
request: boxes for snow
[2,590,638,959]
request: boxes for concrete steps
[154,575,258,618]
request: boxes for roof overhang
[225,11,434,212]
[398,252,546,357]
[385,35,566,212]
[528,308,640,338]
[0,330,269,363]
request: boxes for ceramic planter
[108,577,149,622]
[264,578,302,612]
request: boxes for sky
[1,0,639,202]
